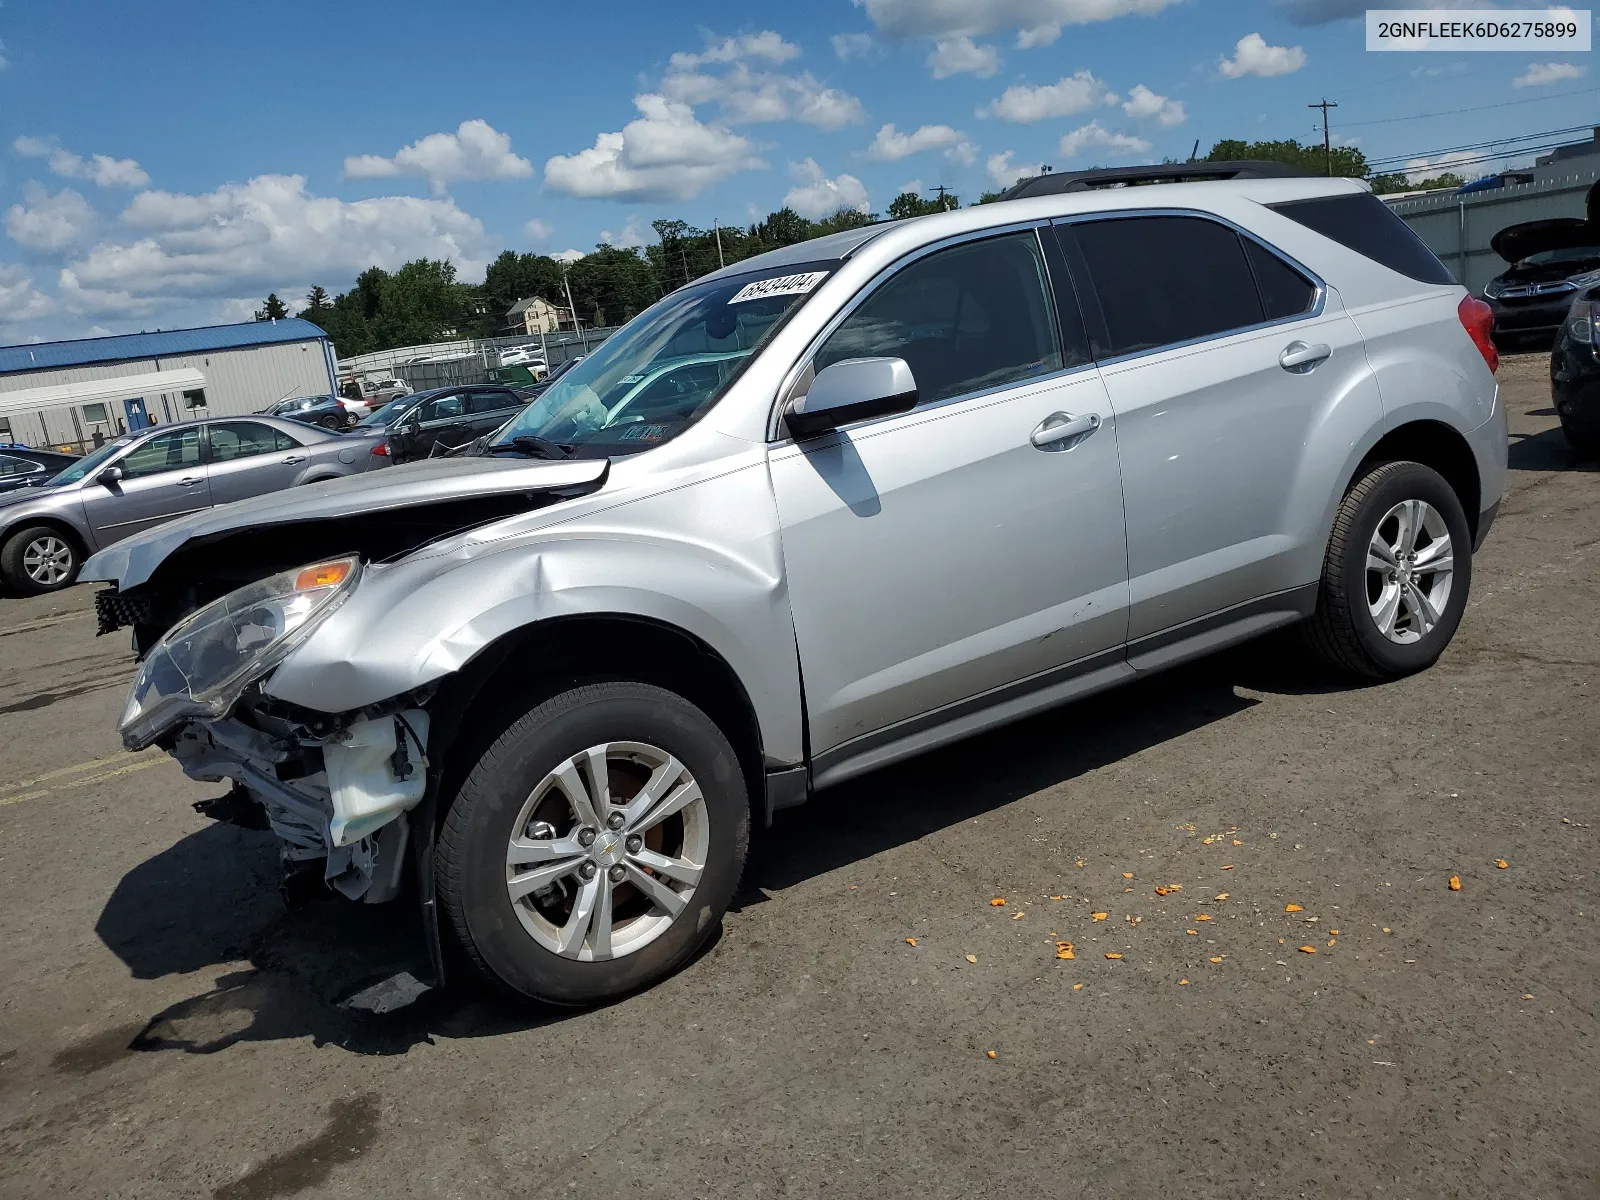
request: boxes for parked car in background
[85,172,1506,1007]
[1548,282,1600,456]
[498,346,547,371]
[0,415,390,594]
[1483,218,1600,349]
[351,383,529,462]
[338,376,410,407]
[0,448,80,496]
[263,394,362,430]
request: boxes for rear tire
[437,681,749,1006]
[1304,461,1472,679]
[0,525,81,594]
[1560,419,1600,459]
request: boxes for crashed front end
[117,555,428,903]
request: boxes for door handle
[281,455,306,464]
[1030,411,1101,449]
[1279,341,1332,372]
[176,476,203,487]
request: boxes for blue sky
[0,0,1593,342]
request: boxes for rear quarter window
[1269,193,1455,286]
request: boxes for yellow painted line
[57,759,166,789]
[0,757,168,810]
[0,790,50,809]
[0,752,155,797]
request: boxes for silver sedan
[0,415,389,595]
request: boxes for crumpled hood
[83,455,609,590]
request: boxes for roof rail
[998,160,1315,201]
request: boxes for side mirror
[784,357,918,439]
[96,465,123,486]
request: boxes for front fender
[263,460,807,765]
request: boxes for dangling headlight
[119,557,361,750]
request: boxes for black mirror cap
[785,386,917,439]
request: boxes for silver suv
[85,177,1507,1006]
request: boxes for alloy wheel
[1366,499,1454,644]
[21,536,73,587]
[505,741,709,962]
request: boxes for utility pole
[562,262,581,342]
[932,183,953,210]
[1308,98,1338,175]
[713,219,725,269]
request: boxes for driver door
[80,426,209,546]
[767,229,1130,779]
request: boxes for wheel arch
[427,612,769,832]
[1353,419,1482,540]
[1,513,89,560]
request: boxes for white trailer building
[0,319,337,452]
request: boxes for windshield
[492,261,836,456]
[45,437,131,486]
[356,396,419,428]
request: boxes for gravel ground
[0,352,1595,1199]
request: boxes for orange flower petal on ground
[1092,912,1109,921]
[1214,892,1229,902]
[990,897,1007,906]
[1104,952,1123,960]
[1495,858,1509,869]
[1123,872,1134,879]
[1448,876,1462,891]
[1186,929,1199,935]
[1285,904,1303,913]
[1202,836,1215,845]
[1073,983,1084,990]
[1155,887,1170,896]
[1209,956,1224,964]
[1012,912,1026,920]
[1195,913,1213,922]
[1220,864,1234,870]
[1298,945,1317,954]
[1056,941,1075,960]
[905,937,918,946]
[1179,978,1190,985]
[1075,859,1086,868]
[986,1050,997,1059]
[965,954,978,964]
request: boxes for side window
[1269,193,1455,285]
[815,231,1064,407]
[419,393,466,422]
[1244,239,1317,320]
[273,428,300,451]
[468,390,516,414]
[207,422,280,463]
[0,454,40,478]
[1069,216,1265,358]
[119,428,202,479]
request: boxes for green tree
[886,191,959,220]
[812,207,879,235]
[1205,138,1369,179]
[1370,171,1465,195]
[255,293,289,321]
[300,285,332,327]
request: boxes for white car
[499,346,548,370]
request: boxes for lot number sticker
[729,271,829,304]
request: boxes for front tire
[437,681,749,1006]
[0,525,81,594]
[1305,461,1473,679]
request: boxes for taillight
[370,440,390,457]
[1457,294,1498,374]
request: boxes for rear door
[1056,212,1382,643]
[0,454,47,494]
[79,426,209,544]
[205,420,307,505]
[412,390,473,456]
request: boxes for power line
[1364,123,1596,169]
[1335,85,1600,128]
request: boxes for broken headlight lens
[118,557,362,750]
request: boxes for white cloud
[986,150,1043,190]
[0,265,56,323]
[600,216,649,249]
[863,122,976,163]
[1017,25,1062,47]
[858,0,1180,40]
[342,119,533,192]
[1276,0,1497,25]
[54,173,488,317]
[782,158,871,219]
[0,39,9,71]
[927,36,1001,78]
[12,136,150,188]
[524,218,553,241]
[1404,150,1478,183]
[5,184,97,252]
[552,249,586,264]
[1057,121,1151,158]
[833,31,877,58]
[1514,61,1585,88]
[1121,83,1187,126]
[669,31,800,70]
[896,178,925,198]
[662,62,864,129]
[977,70,1117,122]
[1218,33,1307,79]
[543,95,764,202]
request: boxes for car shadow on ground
[87,638,1365,1059]
[1508,426,1600,472]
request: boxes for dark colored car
[0,448,80,495]
[1548,285,1600,456]
[263,394,359,430]
[352,384,528,462]
[1483,218,1600,350]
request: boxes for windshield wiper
[488,435,575,460]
